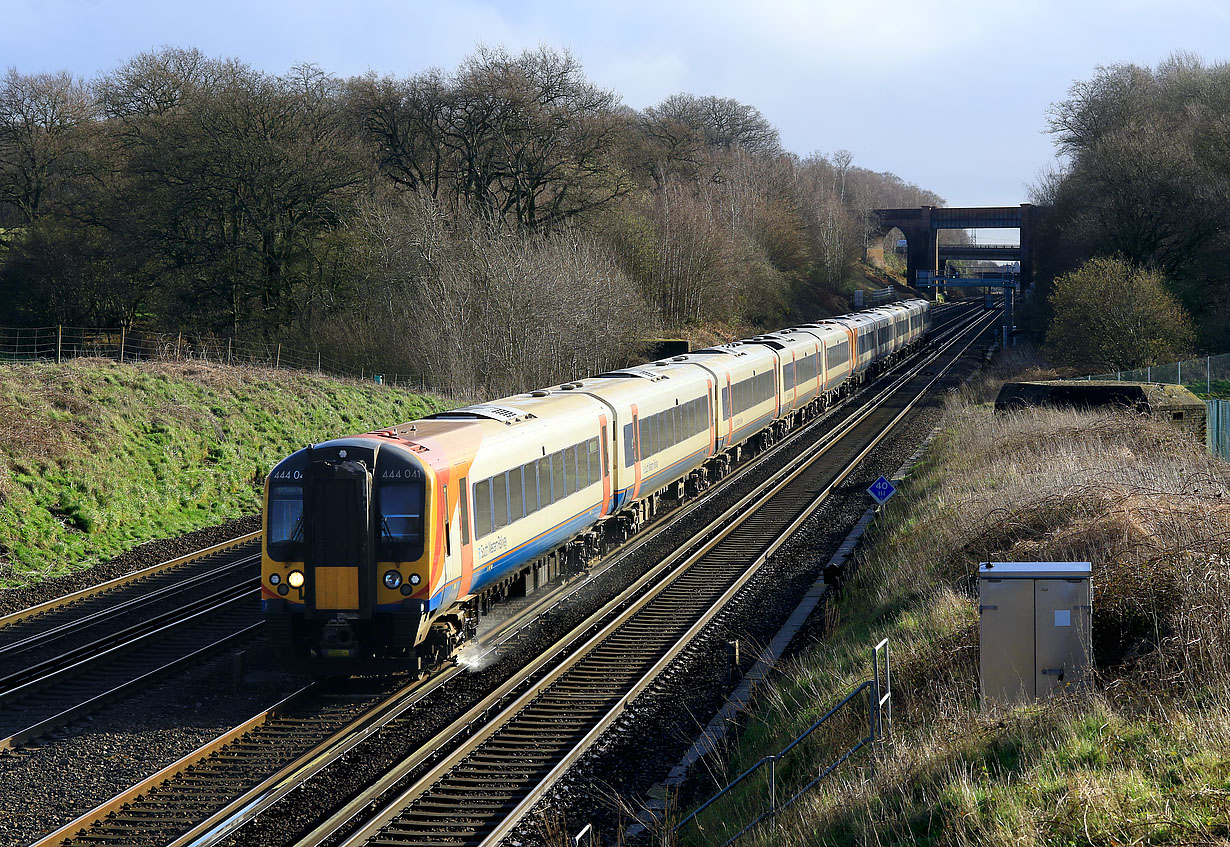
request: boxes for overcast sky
[5,0,1229,212]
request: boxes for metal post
[119,326,125,363]
[768,755,777,815]
[56,325,62,364]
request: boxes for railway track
[311,307,996,847]
[29,305,989,847]
[0,534,262,748]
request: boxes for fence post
[1147,365,1151,382]
[768,755,777,816]
[276,343,281,369]
[227,337,233,365]
[317,351,321,374]
[176,332,182,360]
[56,326,62,364]
[119,325,125,363]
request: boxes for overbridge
[873,204,1036,290]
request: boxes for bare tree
[0,68,96,223]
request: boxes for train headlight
[383,570,403,589]
[409,573,421,586]
[269,573,281,586]
[287,570,305,589]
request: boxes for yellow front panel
[314,567,359,610]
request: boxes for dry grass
[679,376,1230,846]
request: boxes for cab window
[379,483,424,544]
[267,484,303,560]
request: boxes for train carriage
[667,344,780,454]
[556,363,716,535]
[262,299,934,671]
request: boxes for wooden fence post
[119,326,126,363]
[227,337,233,365]
[317,352,321,374]
[276,343,281,369]
[176,332,182,360]
[56,326,62,364]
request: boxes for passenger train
[261,299,932,671]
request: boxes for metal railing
[1086,352,1230,399]
[0,325,429,390]
[669,639,892,846]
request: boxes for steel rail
[477,310,998,847]
[187,305,988,847]
[0,575,258,693]
[30,305,981,847]
[0,556,258,664]
[0,586,260,749]
[317,309,996,847]
[0,531,260,630]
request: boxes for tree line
[0,46,942,396]
[1034,53,1230,370]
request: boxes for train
[261,299,932,671]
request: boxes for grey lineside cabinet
[978,562,1092,708]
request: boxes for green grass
[0,358,446,587]
[674,369,1230,846]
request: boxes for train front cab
[262,437,435,672]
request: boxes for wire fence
[1086,352,1230,399]
[0,325,433,391]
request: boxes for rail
[671,639,892,846]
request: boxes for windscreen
[267,484,303,560]
[379,483,424,545]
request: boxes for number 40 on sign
[867,475,896,505]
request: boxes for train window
[473,479,493,539]
[562,448,576,494]
[379,483,424,546]
[587,438,599,484]
[537,457,553,507]
[684,400,694,436]
[784,362,795,391]
[509,466,525,522]
[639,417,651,457]
[666,408,676,448]
[459,481,470,545]
[267,485,303,560]
[569,443,582,492]
[523,463,538,514]
[492,472,509,531]
[624,423,636,467]
[553,450,568,499]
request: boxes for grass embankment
[0,359,445,588]
[684,355,1230,846]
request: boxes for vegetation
[1043,256,1195,371]
[0,48,942,397]
[1034,53,1230,352]
[0,358,444,586]
[682,352,1230,845]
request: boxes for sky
[5,0,1230,216]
